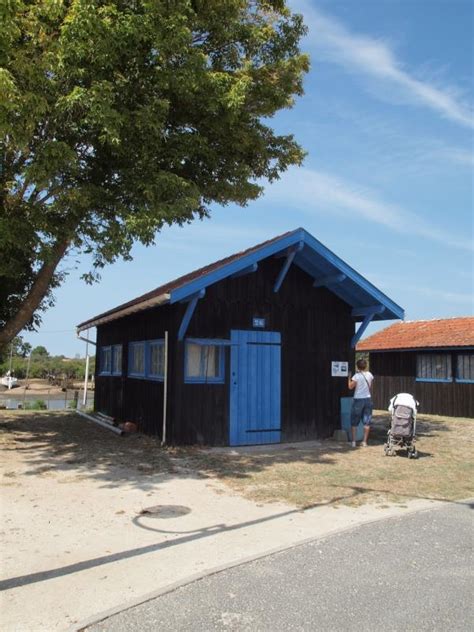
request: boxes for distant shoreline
[0,378,93,400]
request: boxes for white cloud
[264,167,473,252]
[316,102,474,172]
[295,2,474,129]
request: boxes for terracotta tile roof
[357,317,474,351]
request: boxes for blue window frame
[149,341,165,380]
[128,340,165,380]
[456,353,474,383]
[185,340,225,384]
[129,341,146,377]
[100,347,112,375]
[100,345,122,376]
[111,345,122,375]
[416,353,452,383]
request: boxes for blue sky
[24,0,473,357]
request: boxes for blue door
[229,330,281,446]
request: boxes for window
[129,342,145,377]
[185,341,224,383]
[416,353,452,382]
[100,347,112,375]
[100,345,122,376]
[128,340,165,380]
[112,345,122,375]
[149,341,165,379]
[457,353,474,383]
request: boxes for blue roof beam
[178,289,205,341]
[350,304,386,349]
[352,305,386,318]
[273,241,304,293]
[231,263,258,279]
[351,311,376,349]
[313,272,347,288]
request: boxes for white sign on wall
[331,361,349,377]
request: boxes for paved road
[89,502,473,632]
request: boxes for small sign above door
[252,317,266,328]
[331,361,349,377]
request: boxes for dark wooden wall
[95,255,356,444]
[95,304,177,435]
[369,351,474,418]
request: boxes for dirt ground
[0,410,470,631]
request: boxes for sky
[22,0,473,357]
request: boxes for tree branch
[0,239,70,349]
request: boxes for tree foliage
[0,0,309,348]
[0,334,31,363]
[0,341,95,380]
[0,354,94,380]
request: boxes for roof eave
[359,345,474,353]
[169,229,306,304]
[76,293,171,332]
[169,227,404,321]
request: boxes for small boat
[1,372,18,390]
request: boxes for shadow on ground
[0,410,345,490]
[0,410,468,500]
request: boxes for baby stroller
[384,393,419,458]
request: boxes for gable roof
[77,227,404,331]
[357,317,474,351]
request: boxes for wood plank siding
[369,351,474,418]
[95,256,355,445]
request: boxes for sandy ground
[0,412,444,632]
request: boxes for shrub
[24,399,48,410]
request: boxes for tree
[0,0,309,349]
[0,334,31,363]
[31,345,49,358]
[14,336,31,357]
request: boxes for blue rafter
[273,241,304,293]
[351,305,385,348]
[352,305,386,318]
[231,263,258,279]
[178,289,205,341]
[313,272,346,288]
[166,227,403,321]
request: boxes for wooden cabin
[357,317,474,418]
[77,228,403,445]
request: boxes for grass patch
[183,412,474,508]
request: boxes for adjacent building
[357,317,474,418]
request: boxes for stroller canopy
[389,393,418,414]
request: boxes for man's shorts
[351,397,373,427]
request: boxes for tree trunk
[0,239,70,349]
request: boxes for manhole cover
[139,505,191,519]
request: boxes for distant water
[0,394,94,410]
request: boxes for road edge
[70,498,473,632]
